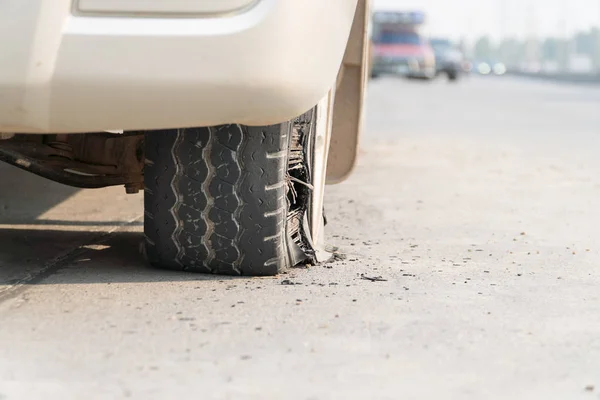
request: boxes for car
[0,0,371,276]
[370,11,436,80]
[429,38,465,81]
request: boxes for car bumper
[0,0,358,133]
[372,61,435,78]
[436,60,462,73]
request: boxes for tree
[572,28,600,71]
[575,31,592,54]
[497,38,526,67]
[474,36,494,60]
[590,28,600,71]
[541,38,559,61]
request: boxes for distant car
[371,30,436,79]
[429,38,464,81]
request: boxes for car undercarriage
[0,132,144,192]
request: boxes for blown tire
[143,103,329,276]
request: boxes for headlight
[423,53,435,67]
[493,63,507,75]
[477,63,491,75]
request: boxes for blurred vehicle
[429,38,464,81]
[0,0,371,277]
[370,11,436,80]
[470,60,507,76]
[462,60,474,73]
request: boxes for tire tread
[144,122,293,276]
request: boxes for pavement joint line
[0,214,143,303]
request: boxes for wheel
[143,99,331,276]
[447,70,459,81]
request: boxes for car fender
[326,0,370,184]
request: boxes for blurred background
[371,0,600,81]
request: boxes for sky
[373,0,600,42]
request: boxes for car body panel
[326,0,370,184]
[75,0,259,16]
[371,40,435,78]
[0,0,358,133]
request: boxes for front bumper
[0,0,358,133]
[372,57,435,78]
[436,59,462,73]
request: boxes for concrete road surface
[2,76,600,399]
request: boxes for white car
[0,0,370,276]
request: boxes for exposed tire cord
[144,120,305,276]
